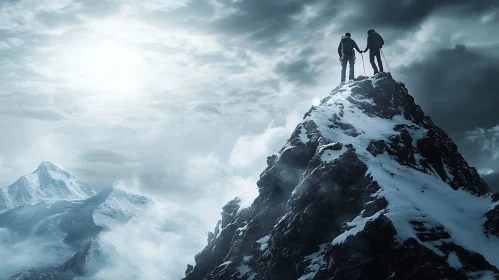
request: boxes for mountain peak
[184,73,497,280]
[36,161,64,173]
[1,161,96,210]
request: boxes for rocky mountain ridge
[184,73,499,280]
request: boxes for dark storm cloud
[208,0,497,46]
[200,0,499,89]
[316,0,498,30]
[79,150,128,164]
[211,0,315,43]
[483,173,499,192]
[453,129,498,183]
[396,42,499,177]
[398,44,499,137]
[274,47,329,85]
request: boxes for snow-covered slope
[0,161,96,211]
[92,187,150,229]
[0,187,149,244]
[184,73,499,280]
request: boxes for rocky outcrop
[184,73,497,280]
[485,205,499,237]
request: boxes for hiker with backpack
[362,29,385,74]
[338,32,362,83]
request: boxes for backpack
[370,32,384,49]
[341,37,354,57]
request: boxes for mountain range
[0,161,150,279]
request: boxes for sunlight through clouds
[46,39,147,97]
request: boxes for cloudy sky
[0,0,498,278]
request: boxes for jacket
[364,32,384,52]
[338,36,361,58]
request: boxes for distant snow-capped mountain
[0,161,96,211]
[0,162,151,279]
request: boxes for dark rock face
[485,205,499,237]
[186,264,194,275]
[314,217,472,280]
[492,192,499,203]
[366,140,386,157]
[410,221,451,242]
[183,73,496,280]
[416,128,488,195]
[261,148,375,279]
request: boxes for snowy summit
[184,73,499,280]
[0,161,96,211]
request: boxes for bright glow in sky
[63,40,147,96]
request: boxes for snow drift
[184,73,499,280]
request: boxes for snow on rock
[0,161,96,211]
[297,244,327,280]
[448,252,463,269]
[331,210,383,245]
[183,73,498,280]
[237,264,251,278]
[236,224,248,236]
[256,235,269,251]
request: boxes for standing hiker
[338,32,362,83]
[363,29,385,74]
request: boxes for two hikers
[338,30,385,82]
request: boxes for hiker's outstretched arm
[363,36,370,52]
[353,41,362,53]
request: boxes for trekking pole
[381,49,391,73]
[360,52,366,76]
